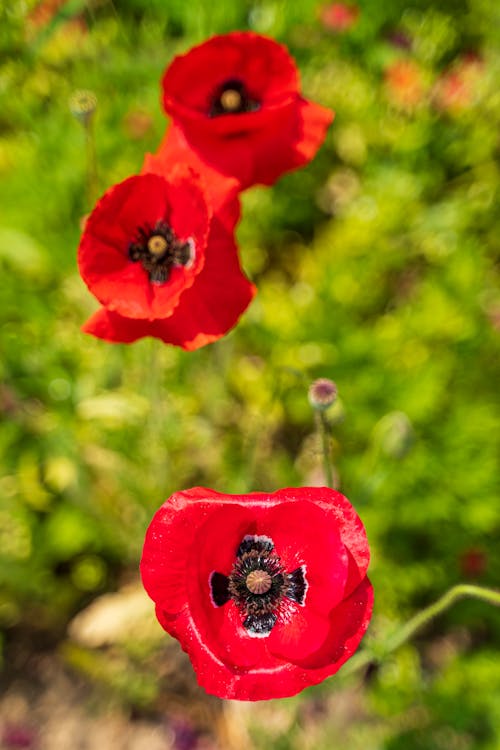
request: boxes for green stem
[342,584,500,677]
[145,339,169,489]
[85,118,98,207]
[384,584,500,652]
[317,411,334,489]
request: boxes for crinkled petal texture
[160,32,334,188]
[142,131,242,224]
[78,171,210,320]
[82,216,256,351]
[141,486,373,701]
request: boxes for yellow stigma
[220,89,242,112]
[246,569,272,595]
[147,235,168,257]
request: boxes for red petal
[143,127,242,222]
[144,493,279,671]
[114,174,170,240]
[290,577,374,671]
[185,506,272,670]
[268,605,331,661]
[258,500,348,612]
[82,216,255,349]
[271,487,370,597]
[141,488,237,614]
[82,307,148,343]
[288,98,335,171]
[147,217,255,349]
[163,164,212,248]
[168,98,332,189]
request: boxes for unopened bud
[69,90,97,126]
[308,378,338,411]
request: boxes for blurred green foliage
[0,0,499,747]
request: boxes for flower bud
[69,90,97,126]
[308,378,338,411]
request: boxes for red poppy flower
[78,170,255,349]
[140,486,373,701]
[78,170,209,320]
[82,216,256,350]
[158,32,334,189]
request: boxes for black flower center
[209,79,261,117]
[209,535,308,638]
[128,220,193,284]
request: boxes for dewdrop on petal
[308,378,338,411]
[69,89,97,126]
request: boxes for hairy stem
[342,584,500,677]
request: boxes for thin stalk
[85,118,98,207]
[317,411,334,488]
[384,584,500,653]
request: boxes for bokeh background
[0,0,499,748]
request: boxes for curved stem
[384,584,500,652]
[341,584,500,677]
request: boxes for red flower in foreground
[78,171,255,349]
[141,486,373,700]
[158,32,334,190]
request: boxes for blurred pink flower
[432,54,483,113]
[320,3,359,33]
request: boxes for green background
[0,0,499,747]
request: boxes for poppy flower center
[209,79,260,117]
[147,235,168,257]
[128,220,193,285]
[246,569,272,595]
[209,535,308,638]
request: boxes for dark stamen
[237,535,274,557]
[243,612,277,637]
[208,535,309,638]
[128,220,192,284]
[286,566,308,605]
[209,79,260,117]
[209,572,231,607]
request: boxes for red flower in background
[432,54,483,114]
[158,32,334,190]
[320,3,359,33]
[141,486,373,700]
[78,171,255,349]
[384,59,427,109]
[83,219,255,350]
